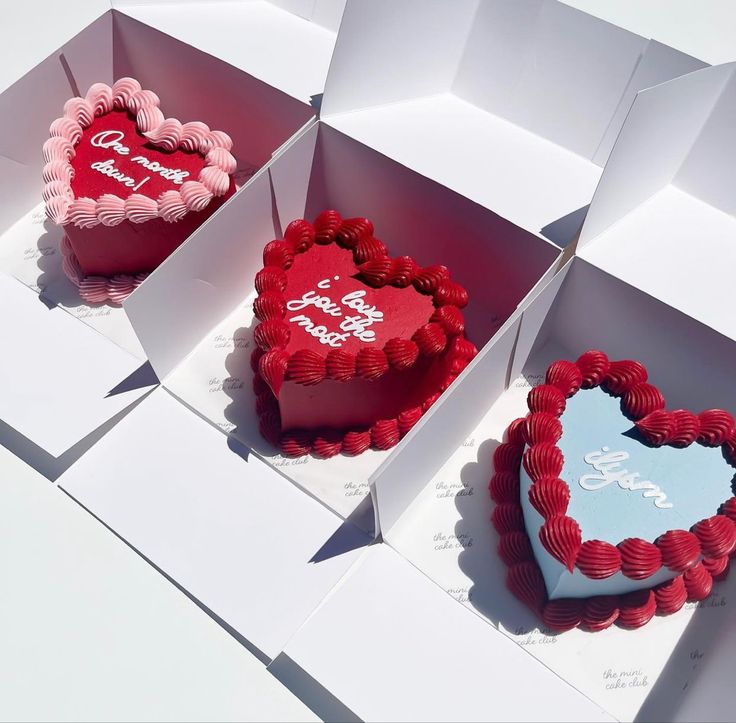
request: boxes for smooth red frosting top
[71,110,206,201]
[282,242,434,356]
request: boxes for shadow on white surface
[269,654,361,723]
[0,386,153,481]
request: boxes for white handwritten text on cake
[88,130,190,191]
[286,276,384,348]
[579,447,673,509]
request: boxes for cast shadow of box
[222,319,263,452]
[221,316,377,540]
[35,220,91,308]
[454,435,543,635]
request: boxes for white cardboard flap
[0,440,316,722]
[274,545,614,722]
[269,120,319,231]
[576,64,736,341]
[321,0,479,116]
[675,66,736,215]
[0,12,113,235]
[592,39,708,165]
[371,315,521,537]
[578,62,734,248]
[321,1,707,241]
[0,274,152,457]
[58,387,370,661]
[310,0,347,32]
[507,258,573,382]
[576,186,736,341]
[325,0,705,162]
[125,168,277,381]
[115,0,343,103]
[453,0,647,160]
[1,2,110,95]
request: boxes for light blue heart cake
[490,350,736,632]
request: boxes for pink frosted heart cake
[43,77,236,305]
[491,350,736,632]
[251,210,478,458]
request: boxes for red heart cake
[251,210,478,458]
[491,351,736,632]
[43,78,236,305]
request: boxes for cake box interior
[0,7,315,357]
[123,119,560,523]
[368,256,736,722]
[320,0,706,245]
[114,0,346,104]
[578,62,736,342]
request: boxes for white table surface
[0,2,734,722]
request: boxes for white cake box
[577,61,736,342]
[0,6,317,464]
[320,0,707,246]
[123,119,561,523]
[1,1,344,103]
[57,386,369,662]
[113,0,347,105]
[365,256,736,721]
[270,543,615,722]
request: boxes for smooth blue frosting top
[560,387,730,541]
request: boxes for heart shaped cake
[251,210,478,458]
[43,78,236,304]
[491,351,736,631]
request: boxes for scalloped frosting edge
[489,350,736,632]
[43,78,236,228]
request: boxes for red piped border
[252,210,477,457]
[490,350,736,632]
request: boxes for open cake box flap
[577,62,736,341]
[0,273,151,457]
[0,0,110,95]
[111,0,346,104]
[58,385,370,661]
[319,0,706,238]
[273,543,614,722]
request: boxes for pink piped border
[43,77,236,228]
